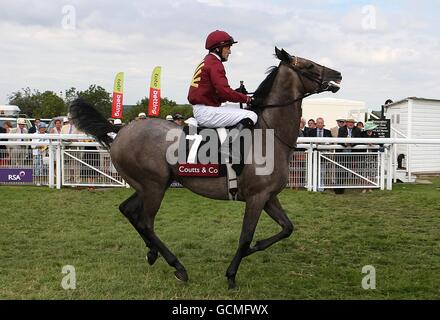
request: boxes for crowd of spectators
[299,117,379,141]
[295,117,382,194]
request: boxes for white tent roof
[301,98,366,126]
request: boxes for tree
[77,85,112,117]
[8,87,41,117]
[8,88,66,118]
[63,85,112,118]
[36,91,66,118]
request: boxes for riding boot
[219,118,254,164]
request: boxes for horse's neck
[259,102,301,152]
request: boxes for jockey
[188,30,258,138]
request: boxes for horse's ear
[275,47,291,63]
[281,49,292,62]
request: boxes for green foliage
[8,88,66,118]
[8,87,42,118]
[1,178,440,299]
[36,91,66,118]
[74,85,112,118]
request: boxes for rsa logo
[8,171,27,181]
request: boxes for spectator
[10,118,28,135]
[307,117,332,138]
[306,119,316,135]
[3,121,13,133]
[338,118,361,147]
[361,121,379,193]
[173,113,185,126]
[356,121,364,131]
[61,116,80,135]
[361,121,379,140]
[32,123,49,183]
[334,118,362,195]
[138,112,147,119]
[9,119,29,167]
[61,115,83,183]
[331,118,345,138]
[299,118,306,137]
[50,119,63,134]
[307,117,332,191]
[28,119,41,134]
[0,124,7,166]
[2,121,14,165]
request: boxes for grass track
[1,179,440,299]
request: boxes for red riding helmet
[205,30,238,51]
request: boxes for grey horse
[69,47,342,289]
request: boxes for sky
[1,0,439,110]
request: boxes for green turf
[1,179,440,299]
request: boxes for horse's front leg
[246,195,294,256]
[225,195,268,289]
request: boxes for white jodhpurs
[192,104,258,128]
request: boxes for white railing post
[387,144,394,190]
[56,141,62,190]
[48,143,55,188]
[380,149,385,190]
[307,146,313,191]
[313,150,318,192]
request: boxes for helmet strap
[213,47,227,62]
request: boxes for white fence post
[48,143,55,188]
[312,150,318,192]
[56,142,62,190]
[307,146,313,191]
[387,145,394,190]
[380,150,385,190]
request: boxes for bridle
[252,58,331,109]
[252,58,332,149]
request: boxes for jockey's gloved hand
[246,96,255,108]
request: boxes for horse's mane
[252,66,279,107]
[252,47,292,107]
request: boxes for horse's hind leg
[246,195,294,256]
[119,192,158,265]
[137,184,189,282]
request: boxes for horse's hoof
[146,251,158,265]
[228,278,237,290]
[174,270,189,282]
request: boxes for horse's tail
[69,98,118,148]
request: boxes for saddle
[177,118,249,200]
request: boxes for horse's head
[275,47,342,95]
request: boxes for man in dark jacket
[338,118,362,147]
[334,118,362,194]
[28,119,41,134]
[306,117,332,138]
